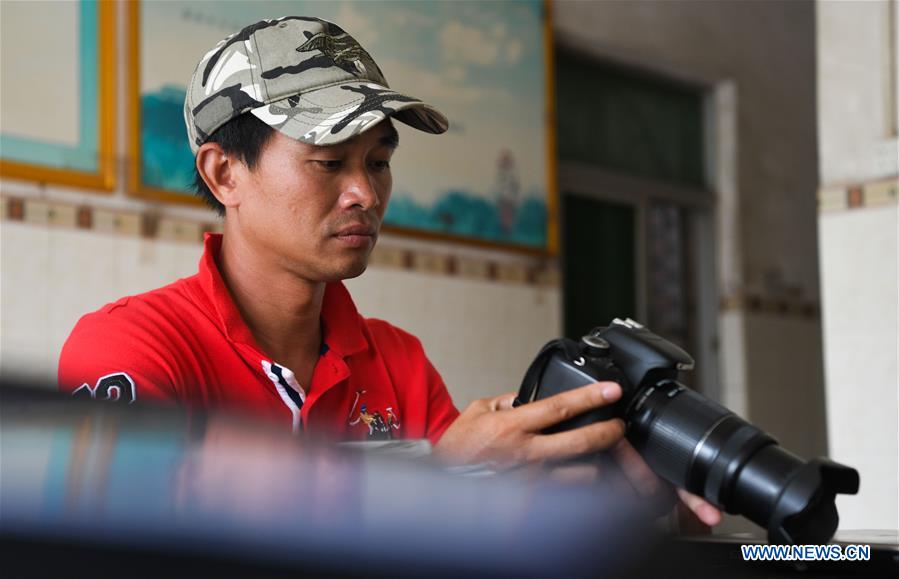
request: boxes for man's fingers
[612,439,662,496]
[527,417,626,462]
[676,488,722,526]
[514,382,622,431]
[491,393,518,411]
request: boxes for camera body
[516,318,860,544]
[516,318,693,436]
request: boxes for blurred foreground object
[4,383,895,578]
[0,383,653,578]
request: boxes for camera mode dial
[580,334,611,359]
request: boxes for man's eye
[370,160,391,172]
[314,160,342,170]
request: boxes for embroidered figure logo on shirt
[347,390,400,440]
[385,407,401,430]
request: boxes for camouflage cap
[184,16,448,153]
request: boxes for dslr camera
[515,318,859,544]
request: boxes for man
[58,16,719,526]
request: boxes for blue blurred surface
[0,385,654,578]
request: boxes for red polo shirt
[58,234,459,443]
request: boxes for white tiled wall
[818,204,899,532]
[817,0,898,184]
[816,0,899,532]
[1,223,203,383]
[0,222,561,408]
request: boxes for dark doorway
[561,194,636,340]
[556,46,713,389]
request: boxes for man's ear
[195,143,246,209]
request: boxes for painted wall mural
[132,1,551,251]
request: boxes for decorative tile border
[720,292,819,319]
[1,194,559,288]
[93,208,143,236]
[368,243,559,286]
[818,176,898,212]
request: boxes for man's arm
[58,314,179,404]
[422,357,461,444]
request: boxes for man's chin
[339,262,369,280]
[320,257,370,282]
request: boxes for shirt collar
[194,233,369,359]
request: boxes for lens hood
[767,458,861,544]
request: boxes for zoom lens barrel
[626,382,858,544]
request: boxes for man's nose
[339,168,380,211]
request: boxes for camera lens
[626,383,857,544]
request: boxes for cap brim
[249,81,448,146]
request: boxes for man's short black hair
[192,113,276,216]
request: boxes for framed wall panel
[0,0,116,191]
[127,0,556,253]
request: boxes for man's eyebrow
[380,124,399,149]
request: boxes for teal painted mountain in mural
[141,86,546,247]
[387,191,546,248]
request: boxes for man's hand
[433,381,625,469]
[433,381,722,527]
[611,437,722,527]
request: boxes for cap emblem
[296,31,377,78]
